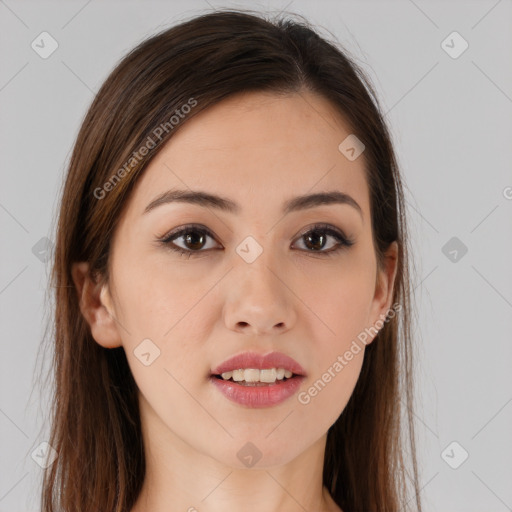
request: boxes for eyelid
[159,223,216,242]
[157,222,354,256]
[295,222,349,241]
[158,223,221,250]
[292,223,354,252]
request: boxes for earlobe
[71,261,123,349]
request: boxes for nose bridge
[238,244,279,298]
[223,234,296,334]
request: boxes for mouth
[211,350,307,378]
[209,351,306,408]
[211,368,300,386]
[209,371,305,408]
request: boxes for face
[74,90,397,469]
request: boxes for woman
[40,8,422,512]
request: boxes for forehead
[127,90,370,220]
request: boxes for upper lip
[211,351,307,376]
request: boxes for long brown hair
[37,8,422,512]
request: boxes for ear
[71,261,123,348]
[366,241,399,344]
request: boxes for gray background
[1,0,511,510]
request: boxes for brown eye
[158,223,354,258]
[159,224,220,256]
[303,231,329,251]
[181,231,207,251]
[293,224,354,255]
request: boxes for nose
[223,256,297,336]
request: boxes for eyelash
[156,223,354,259]
[157,224,354,258]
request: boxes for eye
[156,222,354,258]
[157,224,220,258]
[292,223,354,256]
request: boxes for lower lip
[209,375,305,408]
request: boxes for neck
[130,392,340,512]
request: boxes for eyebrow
[143,189,363,219]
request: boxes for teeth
[260,368,276,383]
[220,368,295,383]
[232,369,244,382]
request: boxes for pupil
[185,232,205,250]
[305,231,325,251]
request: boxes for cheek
[293,349,365,447]
[300,258,376,343]
[112,255,217,341]
[113,261,223,392]
[295,254,374,411]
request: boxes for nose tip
[224,263,296,336]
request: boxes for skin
[72,89,398,512]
